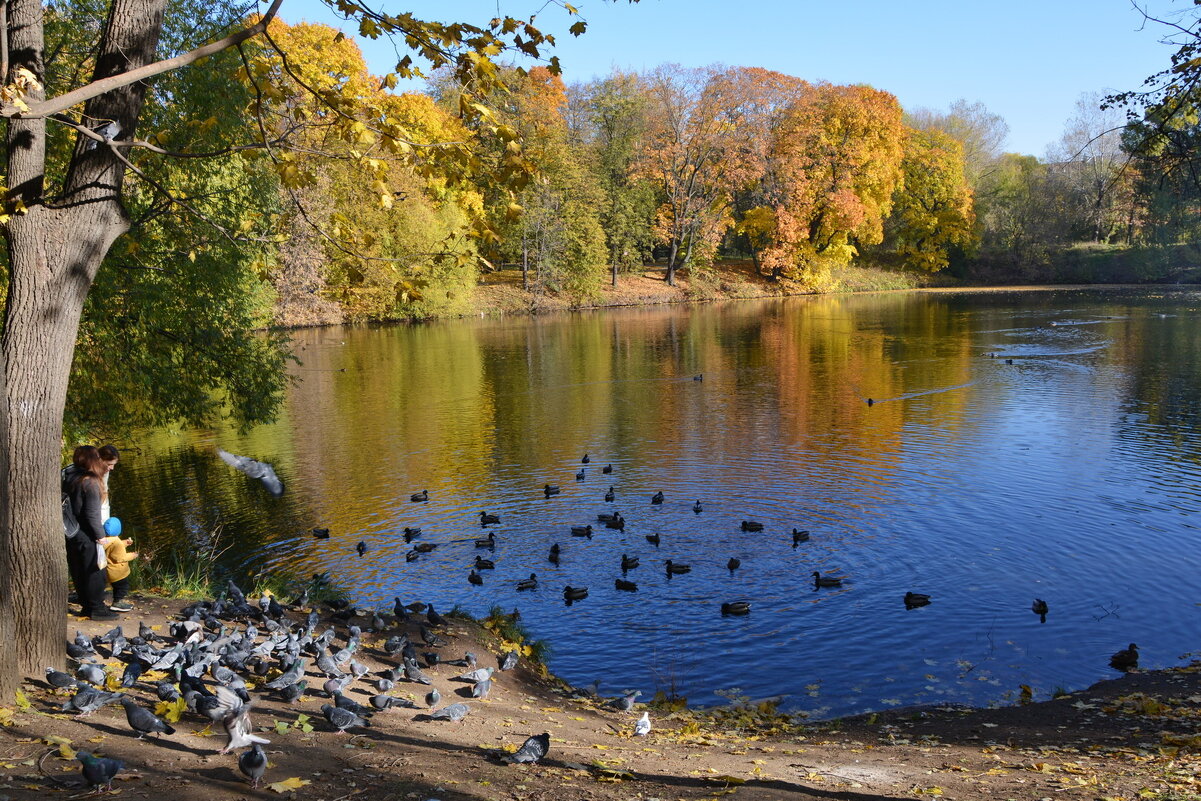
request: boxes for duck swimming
[548,543,561,564]
[727,558,741,571]
[615,578,637,592]
[645,532,660,546]
[475,532,496,548]
[517,573,538,591]
[571,525,593,538]
[312,527,330,539]
[1031,599,1049,615]
[474,556,495,570]
[414,542,437,553]
[904,592,931,608]
[544,484,560,497]
[563,586,589,601]
[1110,643,1138,672]
[812,571,842,587]
[602,464,613,474]
[651,491,664,505]
[576,469,586,481]
[468,570,483,585]
[692,500,703,514]
[479,511,500,525]
[741,520,764,532]
[791,528,809,545]
[721,601,751,615]
[665,560,691,575]
[403,526,421,541]
[621,554,639,571]
[604,487,615,502]
[410,490,428,503]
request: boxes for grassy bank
[470,259,950,317]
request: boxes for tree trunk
[522,227,528,291]
[666,239,678,286]
[0,0,166,696]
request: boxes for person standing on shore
[97,444,119,522]
[63,446,118,620]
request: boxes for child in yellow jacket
[103,527,138,613]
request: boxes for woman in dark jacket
[64,446,116,619]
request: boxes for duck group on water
[309,451,1107,681]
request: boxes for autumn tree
[908,99,1009,189]
[0,0,595,695]
[881,127,975,272]
[759,83,906,286]
[704,66,808,274]
[247,20,486,320]
[637,64,734,286]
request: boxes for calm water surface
[117,288,1201,717]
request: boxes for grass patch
[131,524,348,606]
[481,606,551,666]
[130,525,232,598]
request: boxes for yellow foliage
[267,777,312,792]
[155,697,187,724]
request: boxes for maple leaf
[268,777,311,792]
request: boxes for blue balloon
[103,517,122,537]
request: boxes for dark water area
[114,288,1201,717]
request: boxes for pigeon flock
[49,578,650,793]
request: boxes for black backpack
[61,466,81,541]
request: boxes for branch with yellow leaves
[2,0,285,119]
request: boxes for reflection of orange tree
[761,295,975,476]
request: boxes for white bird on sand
[633,711,651,737]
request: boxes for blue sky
[281,0,1184,156]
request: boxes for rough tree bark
[0,0,168,696]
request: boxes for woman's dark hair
[98,444,119,462]
[71,445,108,501]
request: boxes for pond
[115,287,1201,717]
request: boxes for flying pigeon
[210,685,270,753]
[217,448,284,496]
[503,732,550,764]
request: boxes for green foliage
[573,72,657,280]
[49,0,292,440]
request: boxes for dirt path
[0,596,1196,801]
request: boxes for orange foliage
[761,83,906,283]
